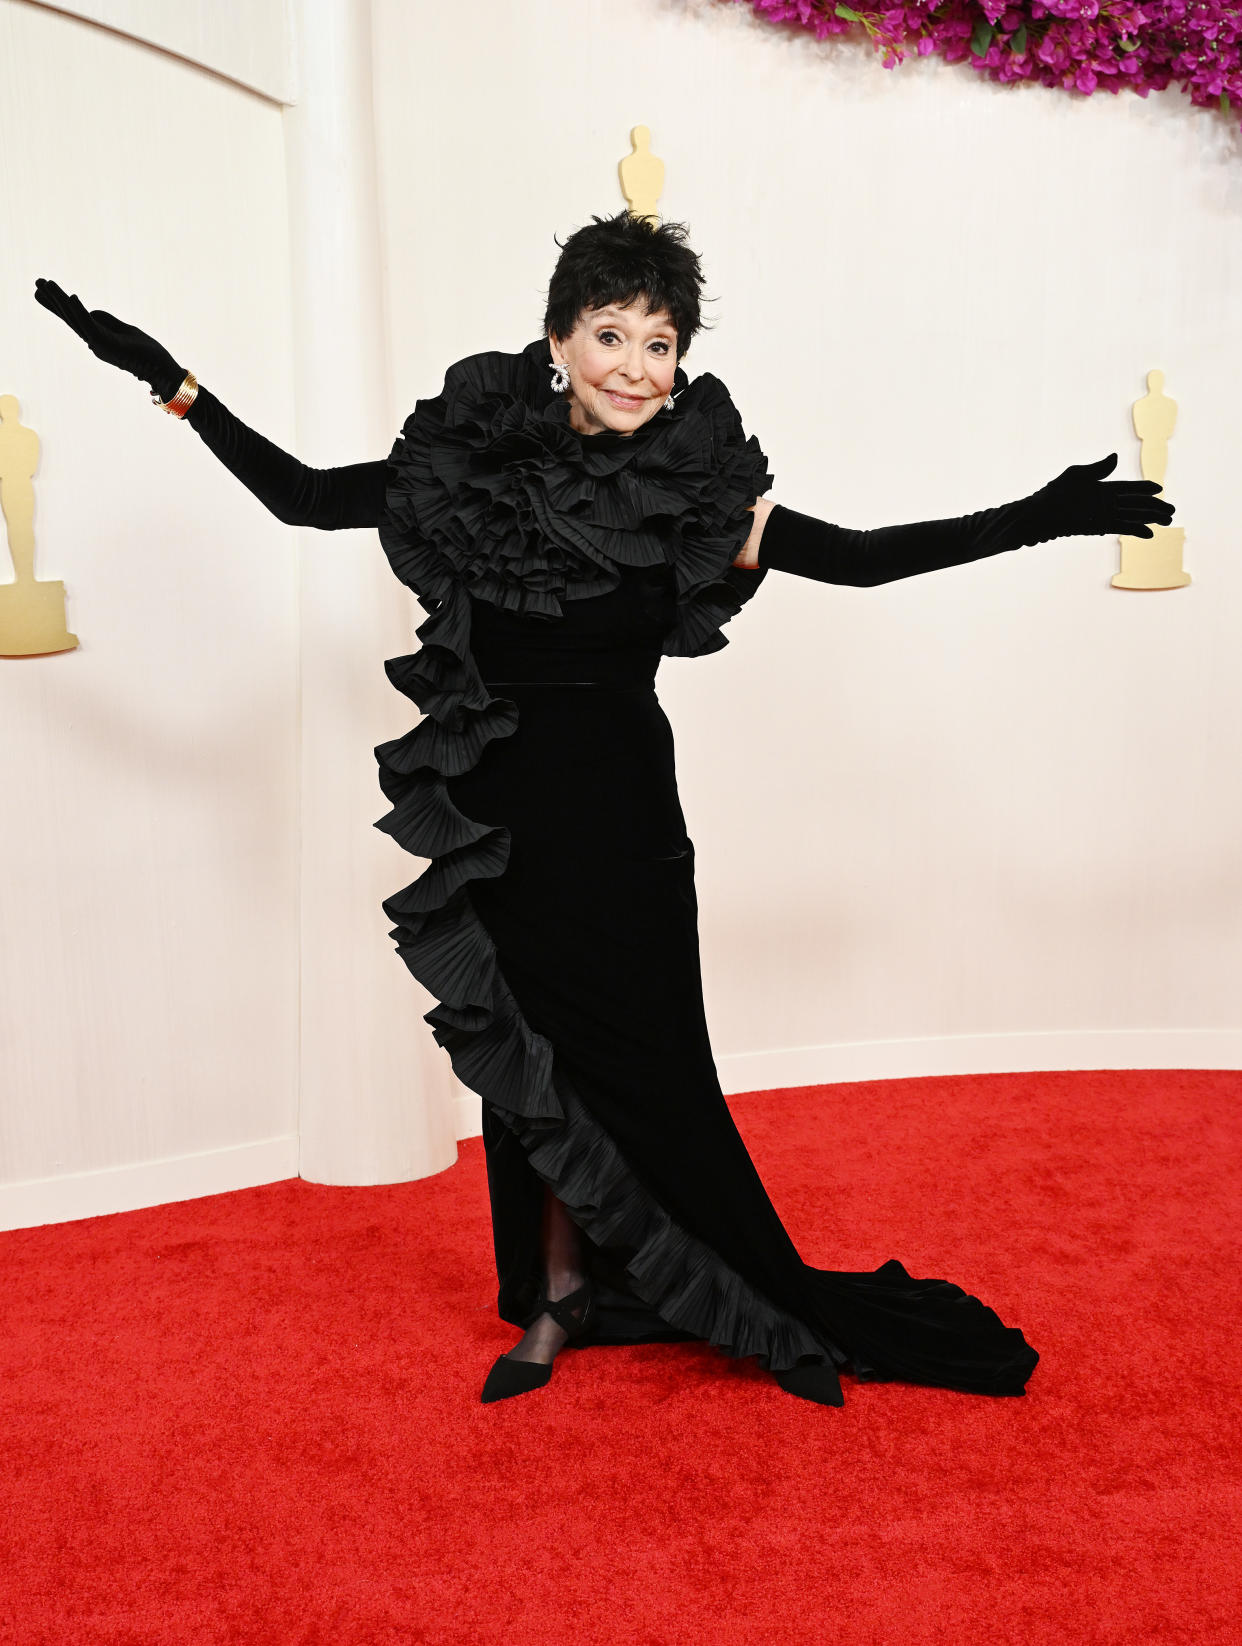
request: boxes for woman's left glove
[1016,452,1175,546]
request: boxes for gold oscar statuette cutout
[619,125,664,223]
[0,395,78,655]
[1112,369,1189,591]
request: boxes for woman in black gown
[33,211,1172,1409]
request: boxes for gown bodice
[469,562,678,689]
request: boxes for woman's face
[549,300,679,437]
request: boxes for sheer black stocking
[504,1185,589,1365]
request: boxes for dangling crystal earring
[549,360,570,395]
[661,389,678,414]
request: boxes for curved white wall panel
[21,0,294,102]
[0,2,300,1225]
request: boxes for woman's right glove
[34,277,188,402]
[34,275,386,530]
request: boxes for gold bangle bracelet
[150,371,198,418]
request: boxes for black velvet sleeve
[182,385,388,531]
[756,499,1036,588]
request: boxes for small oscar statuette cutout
[0,394,78,655]
[1112,369,1189,591]
[619,125,664,224]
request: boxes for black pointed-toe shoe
[479,1352,555,1404]
[480,1277,597,1405]
[773,1360,845,1407]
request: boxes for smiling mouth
[605,390,645,407]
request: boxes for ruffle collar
[379,336,772,659]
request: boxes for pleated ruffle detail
[510,1068,845,1374]
[378,337,772,649]
[370,340,851,1373]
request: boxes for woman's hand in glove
[34,277,188,402]
[1020,452,1175,545]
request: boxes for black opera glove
[34,276,188,401]
[1016,452,1174,543]
[33,276,387,530]
[758,453,1176,588]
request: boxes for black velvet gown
[183,336,1039,1395]
[370,340,1037,1394]
[456,567,850,1363]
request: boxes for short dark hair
[542,210,709,360]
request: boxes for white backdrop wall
[0,0,311,1231]
[2,0,1238,1230]
[0,0,461,1234]
[371,0,1242,1127]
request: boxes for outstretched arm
[33,277,387,531]
[734,457,1174,584]
[180,386,387,530]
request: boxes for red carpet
[2,1069,1238,1645]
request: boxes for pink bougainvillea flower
[732,0,1242,127]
